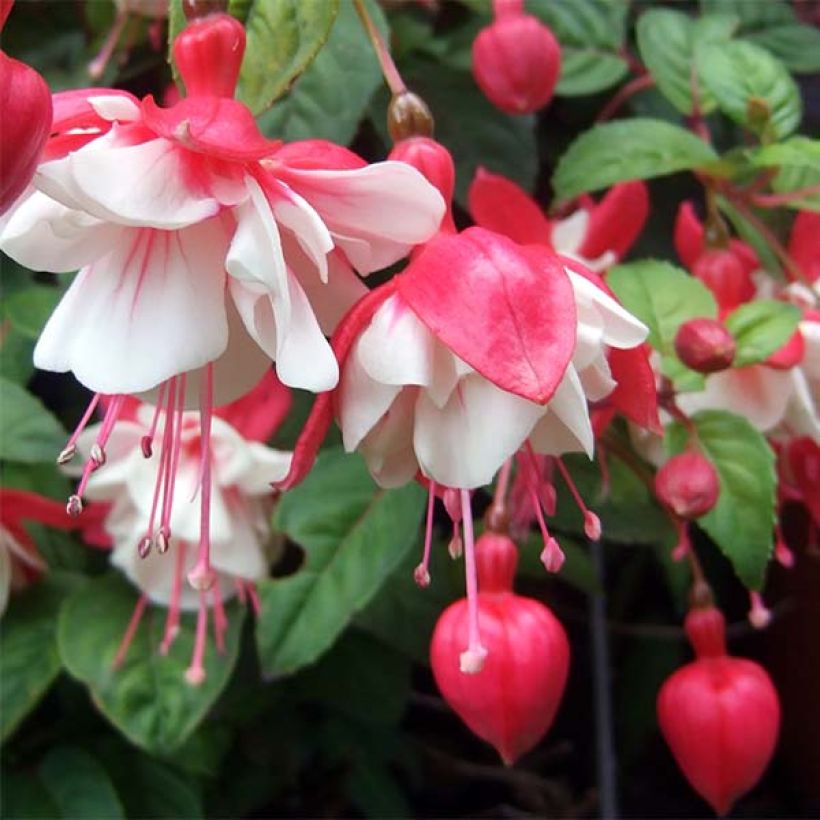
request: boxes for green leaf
[556,49,628,96]
[746,24,820,73]
[529,0,629,96]
[1,770,59,819]
[0,327,35,385]
[518,534,601,595]
[552,118,718,201]
[237,0,339,114]
[58,574,244,754]
[667,410,776,589]
[257,0,386,145]
[257,448,425,676]
[371,59,537,205]
[697,40,802,140]
[39,747,124,819]
[607,259,718,385]
[1,579,78,741]
[716,195,782,274]
[751,138,820,211]
[0,377,65,463]
[700,0,795,30]
[636,9,736,115]
[3,285,63,340]
[725,299,801,367]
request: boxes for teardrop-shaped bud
[675,317,736,373]
[471,13,561,115]
[692,249,755,313]
[0,51,52,214]
[658,606,780,815]
[388,136,455,233]
[173,11,245,98]
[431,532,570,765]
[655,452,720,520]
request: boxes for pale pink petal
[358,388,419,488]
[36,129,220,229]
[0,190,125,273]
[34,219,230,394]
[677,366,792,432]
[529,365,594,457]
[414,374,544,488]
[232,443,293,494]
[781,370,820,440]
[551,210,588,255]
[88,94,141,122]
[578,356,617,402]
[277,161,445,274]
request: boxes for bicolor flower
[469,167,649,273]
[0,12,444,401]
[70,370,292,683]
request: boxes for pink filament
[113,594,148,669]
[748,591,772,630]
[65,393,102,451]
[459,489,487,673]
[555,457,602,541]
[211,582,227,653]
[246,583,261,616]
[160,540,187,655]
[142,381,167,457]
[185,591,209,685]
[145,378,177,540]
[188,364,216,590]
[160,374,186,536]
[414,480,437,587]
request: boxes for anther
[413,564,431,588]
[141,435,153,458]
[540,536,565,573]
[155,527,170,555]
[57,444,76,465]
[137,536,153,559]
[90,443,106,467]
[448,533,463,559]
[66,494,83,518]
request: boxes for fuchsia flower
[673,205,819,438]
[469,168,649,273]
[279,139,657,671]
[0,13,444,398]
[70,371,292,684]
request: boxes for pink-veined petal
[34,220,230,394]
[36,129,220,229]
[358,388,419,489]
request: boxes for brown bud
[675,317,736,374]
[387,91,434,143]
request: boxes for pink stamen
[185,591,209,686]
[526,483,565,573]
[459,489,487,674]
[414,480,437,587]
[145,379,177,543]
[747,591,772,630]
[246,582,262,616]
[188,364,216,591]
[211,582,228,653]
[113,594,148,669]
[774,529,794,568]
[88,6,128,79]
[58,393,102,464]
[160,374,186,539]
[72,396,126,505]
[160,540,187,655]
[555,458,602,541]
[141,381,167,458]
[234,578,248,605]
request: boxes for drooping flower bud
[654,452,720,520]
[430,531,569,765]
[0,51,52,214]
[692,249,755,313]
[658,606,780,816]
[675,318,736,373]
[387,90,434,143]
[471,3,561,115]
[173,11,245,98]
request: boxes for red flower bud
[692,250,756,313]
[388,137,455,233]
[658,607,780,815]
[655,452,720,519]
[430,532,569,764]
[471,9,561,115]
[674,318,736,373]
[0,51,51,214]
[173,12,245,98]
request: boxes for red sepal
[788,211,820,283]
[578,181,649,262]
[398,228,576,404]
[766,328,805,369]
[608,345,662,433]
[468,167,552,246]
